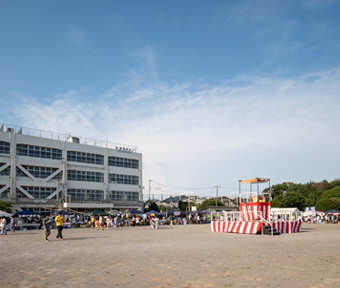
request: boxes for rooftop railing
[0,123,138,152]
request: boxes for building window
[107,191,124,201]
[22,186,55,199]
[17,144,62,160]
[108,157,138,169]
[109,174,139,185]
[67,170,104,183]
[16,168,27,177]
[126,191,139,201]
[16,165,60,179]
[0,141,10,154]
[0,187,10,198]
[67,151,104,165]
[87,190,104,201]
[67,189,104,201]
[0,163,10,176]
[52,172,62,180]
[106,191,139,201]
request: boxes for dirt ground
[0,223,339,288]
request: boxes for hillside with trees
[0,201,11,213]
[268,178,340,211]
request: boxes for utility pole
[149,179,152,200]
[215,185,220,206]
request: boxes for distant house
[201,206,239,213]
[218,196,237,207]
[161,195,205,209]
[161,196,180,209]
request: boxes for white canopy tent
[270,207,301,221]
[302,210,321,217]
[0,210,12,217]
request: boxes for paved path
[1,223,339,287]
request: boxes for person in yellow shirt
[55,211,65,240]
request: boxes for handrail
[253,212,273,236]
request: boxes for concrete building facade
[0,124,143,214]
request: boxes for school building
[0,123,143,214]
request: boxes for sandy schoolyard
[0,223,339,288]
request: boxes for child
[44,215,51,242]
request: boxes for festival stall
[145,210,161,216]
[87,210,109,216]
[13,210,41,230]
[325,209,340,214]
[125,209,143,216]
[211,178,303,235]
[108,209,121,215]
[51,210,73,217]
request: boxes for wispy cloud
[66,25,94,52]
[14,68,340,196]
[217,1,286,25]
[301,0,337,10]
[128,46,159,86]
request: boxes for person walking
[1,217,7,235]
[55,211,65,240]
[155,216,160,230]
[43,215,51,242]
[98,214,104,230]
[9,216,15,232]
[149,216,155,229]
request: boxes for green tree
[330,178,340,189]
[269,179,340,210]
[320,180,331,191]
[315,198,338,212]
[270,183,289,198]
[0,201,11,213]
[329,197,340,210]
[280,192,306,211]
[144,201,160,212]
[270,198,282,208]
[198,198,224,210]
[158,205,168,213]
[318,186,340,200]
[178,200,188,212]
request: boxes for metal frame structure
[238,178,270,203]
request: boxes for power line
[151,181,215,190]
[219,186,239,190]
[151,181,238,191]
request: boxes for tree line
[267,178,340,212]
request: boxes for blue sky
[1,0,340,198]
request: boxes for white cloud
[15,68,340,197]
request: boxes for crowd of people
[303,214,340,224]
[0,210,212,242]
[3,210,340,243]
[88,213,210,229]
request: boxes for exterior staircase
[260,225,281,236]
